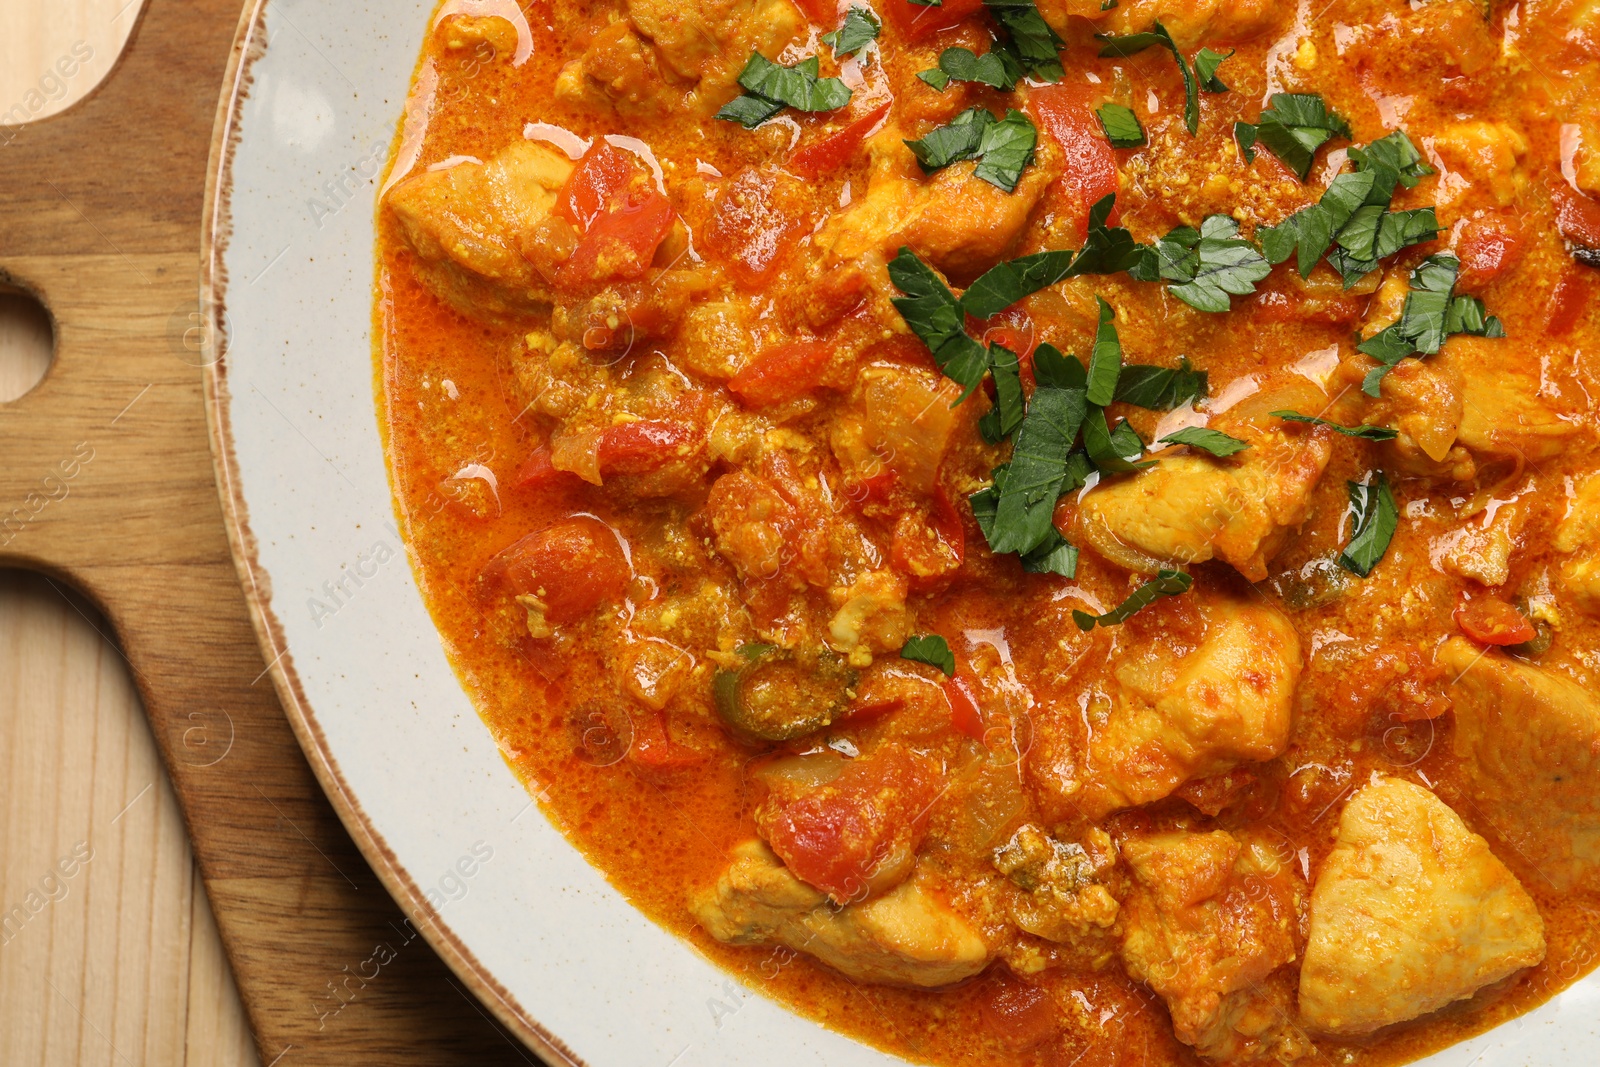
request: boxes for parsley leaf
[1356,254,1501,395]
[1097,102,1146,148]
[978,345,1027,444]
[1086,298,1124,406]
[901,634,956,676]
[1237,93,1351,180]
[1193,47,1233,92]
[1271,411,1398,440]
[716,94,785,129]
[1071,194,1150,276]
[1082,407,1150,473]
[1332,206,1439,279]
[985,0,1066,82]
[717,54,852,127]
[989,356,1089,553]
[823,7,880,59]
[887,248,991,397]
[906,107,1038,192]
[1160,426,1249,456]
[1113,357,1208,409]
[1096,21,1202,135]
[1338,474,1398,578]
[1348,130,1433,205]
[960,250,1077,319]
[1135,215,1271,312]
[919,45,1023,92]
[1073,569,1193,630]
[1020,529,1080,577]
[1258,170,1376,277]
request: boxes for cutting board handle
[0,2,532,1062]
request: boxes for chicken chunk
[1555,474,1600,613]
[1434,337,1578,463]
[559,0,804,115]
[813,124,1063,281]
[1120,830,1310,1063]
[1029,596,1301,821]
[830,363,967,497]
[1438,637,1600,890]
[386,141,575,317]
[690,840,992,987]
[1074,377,1334,582]
[1428,120,1529,211]
[1036,0,1282,48]
[1367,358,1475,482]
[1299,778,1546,1035]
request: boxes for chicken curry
[375,0,1600,1063]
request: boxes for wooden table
[1,4,542,1063]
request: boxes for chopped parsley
[1070,194,1151,276]
[985,0,1066,83]
[901,634,956,676]
[1235,93,1351,180]
[1073,569,1194,630]
[1327,206,1440,286]
[905,107,1039,193]
[1349,130,1435,205]
[1259,171,1377,277]
[886,248,991,397]
[1271,412,1398,440]
[1159,426,1249,456]
[823,7,880,59]
[1096,102,1147,148]
[1338,475,1399,577]
[986,346,1089,554]
[1357,254,1503,395]
[1082,407,1151,473]
[1097,21,1228,135]
[1130,215,1271,313]
[959,196,1145,318]
[716,53,852,128]
[918,46,1023,92]
[978,345,1027,443]
[1114,357,1208,410]
[1085,298,1123,406]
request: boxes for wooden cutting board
[0,2,542,1063]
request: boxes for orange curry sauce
[376,1,1600,1064]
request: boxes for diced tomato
[1454,214,1526,290]
[944,675,985,742]
[846,466,899,508]
[1551,180,1600,252]
[557,144,642,230]
[595,419,699,474]
[978,980,1061,1050]
[882,0,985,39]
[788,103,891,179]
[1549,267,1596,337]
[1028,84,1120,243]
[792,0,839,25]
[483,517,630,624]
[930,479,966,567]
[515,446,563,489]
[1455,597,1537,646]
[628,710,703,770]
[756,746,941,903]
[561,186,675,285]
[728,341,833,408]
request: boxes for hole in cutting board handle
[0,288,53,402]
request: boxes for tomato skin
[792,0,839,25]
[483,517,630,624]
[757,746,940,903]
[788,103,891,179]
[728,342,833,407]
[595,419,699,474]
[1455,598,1537,646]
[557,144,641,230]
[561,187,675,285]
[882,0,984,39]
[1455,214,1526,289]
[1549,267,1596,336]
[1552,180,1600,251]
[978,980,1060,1049]
[944,675,985,742]
[1028,84,1120,243]
[628,709,703,770]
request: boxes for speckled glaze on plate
[199,1,1600,1063]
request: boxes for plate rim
[197,3,578,1061]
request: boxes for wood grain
[0,2,542,1063]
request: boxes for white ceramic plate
[200,2,1600,1063]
